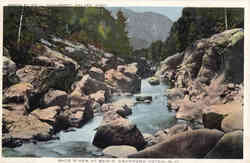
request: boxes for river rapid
[3,79,177,157]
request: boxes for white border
[0,0,249,163]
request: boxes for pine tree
[115,9,132,56]
[116,9,127,30]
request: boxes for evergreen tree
[116,9,127,30]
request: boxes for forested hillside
[134,8,244,64]
[4,7,132,64]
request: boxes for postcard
[0,0,249,163]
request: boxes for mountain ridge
[107,7,173,50]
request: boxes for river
[2,79,177,157]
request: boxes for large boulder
[48,37,123,72]
[165,124,191,137]
[175,97,205,123]
[103,145,138,158]
[3,109,22,134]
[16,65,46,93]
[178,29,243,87]
[153,130,168,144]
[99,57,113,71]
[68,94,91,108]
[31,106,61,126]
[17,45,80,94]
[100,102,132,117]
[47,38,100,71]
[144,124,191,146]
[155,52,184,80]
[126,57,153,78]
[16,64,78,94]
[59,95,94,128]
[99,53,124,71]
[105,63,141,93]
[71,74,112,98]
[221,107,243,133]
[176,75,243,126]
[3,83,34,114]
[60,108,93,128]
[100,103,117,113]
[202,112,225,130]
[3,56,18,88]
[42,89,68,107]
[2,109,53,142]
[201,29,244,84]
[157,29,243,90]
[128,129,224,158]
[3,82,33,104]
[119,63,138,77]
[2,104,28,116]
[203,101,243,132]
[165,88,186,100]
[89,67,105,81]
[90,90,106,105]
[115,105,132,118]
[166,88,187,111]
[93,111,146,150]
[31,44,79,70]
[205,131,243,158]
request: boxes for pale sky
[126,7,183,21]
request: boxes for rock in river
[93,111,146,150]
[100,103,132,117]
[135,95,152,102]
[147,77,160,85]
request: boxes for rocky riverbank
[2,36,152,148]
[131,28,244,158]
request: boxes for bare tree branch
[17,6,24,49]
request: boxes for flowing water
[2,79,176,157]
[129,80,176,134]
